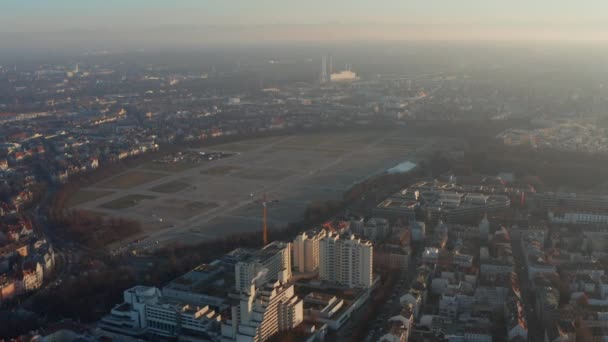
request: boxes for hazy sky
[2,0,608,42]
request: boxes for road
[510,228,544,341]
[333,253,418,342]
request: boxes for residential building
[318,233,373,288]
[549,209,608,225]
[292,230,326,273]
[409,221,426,242]
[362,218,390,241]
[235,242,292,293]
[221,281,303,342]
[374,244,410,271]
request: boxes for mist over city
[1,1,608,341]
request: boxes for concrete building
[480,258,514,276]
[464,327,493,342]
[301,286,372,331]
[479,215,490,241]
[531,192,608,210]
[410,221,426,242]
[292,230,326,273]
[146,302,222,339]
[379,305,414,342]
[422,247,440,265]
[330,70,359,82]
[162,263,229,309]
[22,262,43,291]
[362,218,390,241]
[318,233,373,288]
[380,181,511,224]
[235,242,292,293]
[400,291,423,318]
[374,244,410,271]
[98,286,223,340]
[221,281,303,342]
[549,209,608,225]
[373,197,417,223]
[98,286,163,337]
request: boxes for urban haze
[1,2,608,342]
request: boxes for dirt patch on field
[232,168,294,181]
[149,181,191,194]
[139,161,199,172]
[100,194,156,210]
[146,199,219,220]
[66,190,114,208]
[201,165,241,176]
[99,171,167,189]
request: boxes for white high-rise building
[235,242,292,293]
[221,281,304,342]
[292,230,326,273]
[319,233,373,288]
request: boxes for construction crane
[251,193,279,246]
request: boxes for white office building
[319,233,373,288]
[292,230,326,273]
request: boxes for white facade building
[292,230,326,273]
[235,242,292,293]
[319,233,373,288]
[146,302,222,339]
[221,282,303,342]
[98,286,223,339]
[99,286,162,337]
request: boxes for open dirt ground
[69,129,450,247]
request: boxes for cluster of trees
[464,137,608,191]
[0,310,41,338]
[149,199,348,285]
[29,265,136,322]
[50,210,142,249]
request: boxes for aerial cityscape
[2,1,608,341]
